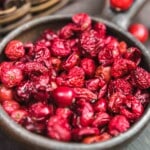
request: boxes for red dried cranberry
[47,115,71,141]
[62,52,79,70]
[2,100,20,115]
[11,109,28,124]
[51,38,71,57]
[80,58,96,77]
[110,0,133,11]
[1,66,23,88]
[124,47,141,65]
[0,84,13,102]
[108,79,132,96]
[52,86,75,107]
[72,13,92,31]
[93,98,107,112]
[128,23,149,43]
[74,88,97,102]
[0,62,13,77]
[131,67,150,89]
[72,127,99,141]
[92,112,110,128]
[5,40,25,60]
[94,22,106,38]
[29,102,53,121]
[82,132,111,144]
[118,41,127,55]
[40,29,57,41]
[111,58,136,78]
[108,115,130,136]
[80,29,104,57]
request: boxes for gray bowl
[0,15,150,150]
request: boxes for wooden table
[0,0,150,149]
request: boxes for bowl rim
[0,15,150,150]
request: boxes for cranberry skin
[108,115,130,136]
[72,127,99,141]
[131,67,150,89]
[82,132,111,144]
[1,66,23,88]
[0,84,13,102]
[29,102,53,121]
[52,86,75,107]
[80,58,96,77]
[93,98,107,112]
[72,13,91,31]
[5,40,25,60]
[51,38,71,57]
[2,100,20,115]
[128,23,149,43]
[11,109,28,124]
[47,115,71,141]
[110,0,133,11]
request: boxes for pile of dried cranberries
[0,13,150,144]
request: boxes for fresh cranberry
[108,115,130,136]
[52,86,75,107]
[128,23,149,43]
[2,100,20,115]
[5,40,25,60]
[0,84,13,102]
[110,0,133,11]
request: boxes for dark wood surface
[0,0,150,149]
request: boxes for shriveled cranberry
[29,102,53,121]
[40,29,57,41]
[62,52,79,70]
[74,88,97,102]
[72,127,99,141]
[94,22,106,38]
[82,132,111,144]
[11,109,28,124]
[111,58,136,78]
[108,79,132,96]
[0,84,13,102]
[93,98,107,112]
[131,67,150,89]
[5,40,25,60]
[124,47,141,65]
[55,108,73,120]
[1,66,23,88]
[0,62,13,77]
[92,112,110,128]
[72,13,92,31]
[128,23,149,43]
[80,58,96,77]
[47,115,71,141]
[51,38,71,57]
[80,29,104,57]
[52,86,75,107]
[2,100,20,115]
[108,115,130,136]
[110,0,133,11]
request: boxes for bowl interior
[0,16,150,150]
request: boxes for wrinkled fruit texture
[0,13,150,144]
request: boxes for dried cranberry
[0,84,13,102]
[72,13,91,31]
[131,67,150,89]
[52,86,75,107]
[51,38,71,57]
[128,23,149,43]
[40,29,57,41]
[108,115,130,136]
[1,66,23,88]
[2,100,20,115]
[94,22,106,38]
[110,0,133,11]
[47,115,71,141]
[5,40,25,60]
[80,58,96,77]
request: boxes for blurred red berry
[110,0,133,11]
[128,23,149,43]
